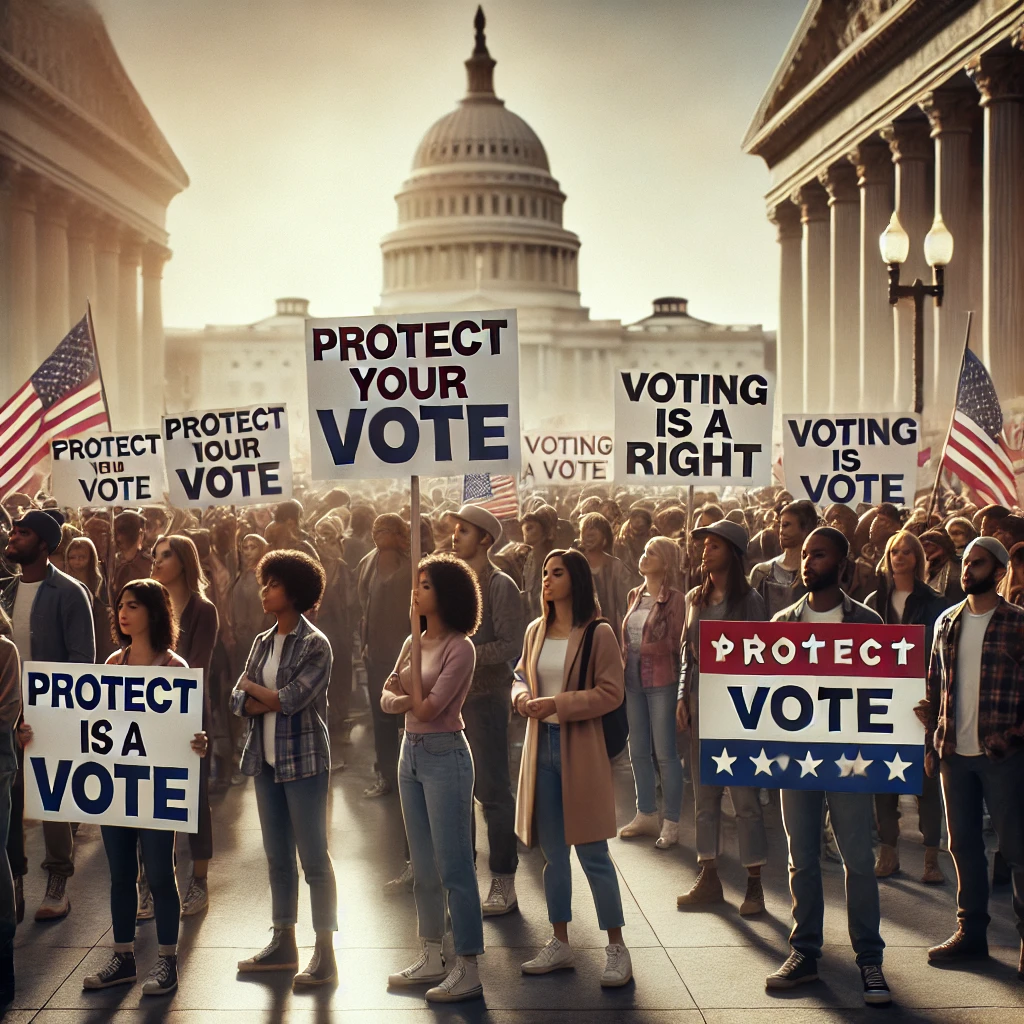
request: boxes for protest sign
[22,662,204,832]
[305,311,520,480]
[614,371,774,484]
[783,413,921,507]
[522,431,613,485]
[162,404,291,507]
[698,621,925,793]
[50,431,166,506]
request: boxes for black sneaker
[142,955,178,996]
[293,944,337,987]
[927,929,989,962]
[766,950,819,989]
[860,964,891,1005]
[83,951,137,990]
[237,928,299,973]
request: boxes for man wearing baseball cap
[1,509,95,923]
[450,504,526,917]
[920,535,1024,979]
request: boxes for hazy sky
[95,0,807,331]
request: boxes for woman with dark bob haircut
[380,554,486,1003]
[231,549,338,989]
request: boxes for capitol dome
[378,7,581,314]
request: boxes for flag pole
[85,301,113,431]
[410,475,422,697]
[682,484,696,596]
[926,311,973,523]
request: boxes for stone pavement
[9,715,1023,1022]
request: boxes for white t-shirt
[261,634,285,768]
[890,588,910,623]
[10,579,43,662]
[800,601,845,623]
[536,637,568,724]
[954,606,996,756]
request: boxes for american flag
[942,349,1018,508]
[0,312,110,496]
[462,473,519,519]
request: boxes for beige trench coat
[512,615,625,848]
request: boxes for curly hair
[419,553,481,636]
[113,579,177,653]
[257,549,326,614]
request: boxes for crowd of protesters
[0,475,1020,1007]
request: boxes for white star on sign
[884,752,912,782]
[711,747,737,775]
[797,751,823,777]
[801,633,826,663]
[835,752,855,777]
[711,633,735,662]
[851,750,874,776]
[891,637,916,665]
[750,748,775,776]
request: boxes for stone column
[881,119,933,412]
[35,184,71,359]
[141,243,170,418]
[93,220,120,419]
[796,181,830,412]
[67,203,98,330]
[920,87,977,426]
[768,199,803,421]
[848,138,893,412]
[9,169,38,384]
[969,48,1024,397]
[820,163,861,412]
[117,232,142,428]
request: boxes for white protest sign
[162,404,291,507]
[305,310,520,480]
[50,432,166,507]
[783,413,921,507]
[614,370,774,484]
[22,662,203,832]
[522,431,613,485]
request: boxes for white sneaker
[655,820,679,850]
[618,812,661,839]
[425,956,483,1002]
[601,943,633,987]
[522,936,575,975]
[482,875,518,916]
[388,941,447,987]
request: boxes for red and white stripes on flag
[0,312,110,496]
[944,412,1017,507]
[462,473,519,519]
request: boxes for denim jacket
[0,564,96,664]
[230,615,333,781]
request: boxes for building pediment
[1,0,188,194]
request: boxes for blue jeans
[625,685,683,823]
[781,789,884,965]
[399,731,483,956]
[253,766,337,932]
[0,769,15,1001]
[941,750,1024,939]
[535,723,624,931]
[101,826,179,946]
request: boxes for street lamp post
[879,212,954,415]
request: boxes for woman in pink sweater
[380,554,483,1004]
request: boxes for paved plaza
[9,715,1022,1023]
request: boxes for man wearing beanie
[1,509,95,923]
[920,536,1024,980]
[765,527,891,1006]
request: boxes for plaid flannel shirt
[925,597,1024,761]
[230,615,333,781]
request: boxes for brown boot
[921,847,946,885]
[739,874,765,916]
[676,865,724,907]
[874,844,899,878]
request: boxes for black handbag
[574,618,629,759]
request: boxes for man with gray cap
[1,509,95,923]
[451,504,526,917]
[920,535,1024,979]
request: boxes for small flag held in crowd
[942,350,1017,508]
[462,473,519,519]
[0,311,110,495]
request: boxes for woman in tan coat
[512,548,631,988]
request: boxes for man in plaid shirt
[918,536,1024,978]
